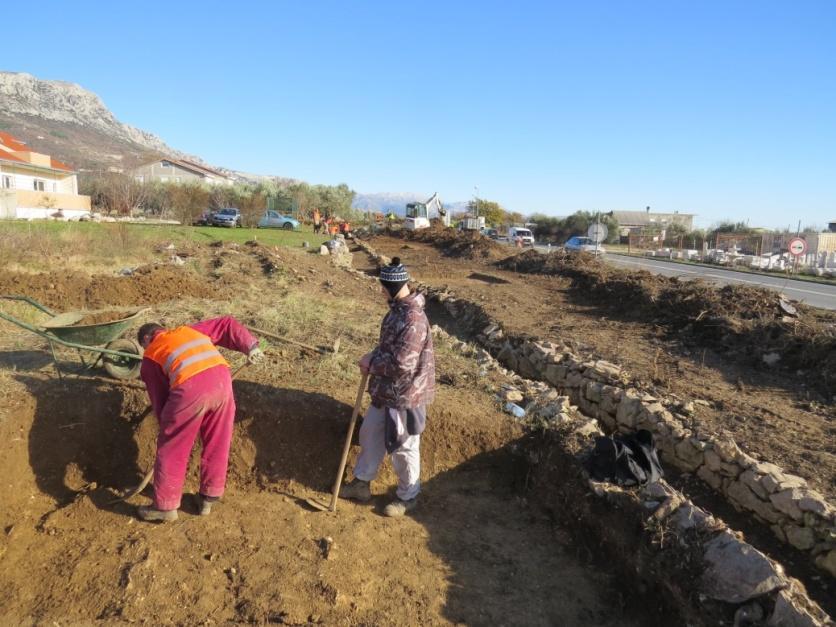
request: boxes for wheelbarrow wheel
[103,338,143,380]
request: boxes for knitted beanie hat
[379,257,410,297]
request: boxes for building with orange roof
[0,131,91,219]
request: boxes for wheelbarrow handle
[0,295,56,316]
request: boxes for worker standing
[135,316,263,522]
[340,258,435,517]
[313,208,322,234]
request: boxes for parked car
[257,210,300,231]
[193,210,214,226]
[484,228,500,239]
[564,236,606,255]
[508,227,535,245]
[211,208,243,228]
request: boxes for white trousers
[353,405,421,500]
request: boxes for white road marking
[608,257,835,298]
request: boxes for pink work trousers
[153,366,235,510]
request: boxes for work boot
[137,505,178,522]
[339,478,371,502]
[199,494,219,516]
[383,497,417,517]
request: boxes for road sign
[588,223,608,243]
[787,237,807,257]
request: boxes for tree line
[79,173,357,227]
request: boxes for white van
[508,227,534,245]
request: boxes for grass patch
[0,220,320,272]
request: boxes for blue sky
[3,1,835,228]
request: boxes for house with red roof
[0,131,91,219]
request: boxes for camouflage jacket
[368,292,435,409]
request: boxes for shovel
[112,361,250,503]
[248,326,340,356]
[305,372,369,513]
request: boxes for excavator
[404,192,449,230]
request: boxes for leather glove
[247,347,264,365]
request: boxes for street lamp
[474,186,479,218]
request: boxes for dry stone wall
[355,239,836,580]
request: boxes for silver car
[564,236,606,255]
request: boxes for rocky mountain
[0,71,196,171]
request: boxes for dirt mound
[0,264,218,311]
[498,249,836,396]
[71,311,138,326]
[401,226,509,261]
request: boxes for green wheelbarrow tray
[0,296,149,379]
[41,308,148,346]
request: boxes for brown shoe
[137,505,178,522]
[339,479,371,502]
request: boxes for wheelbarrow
[0,295,148,379]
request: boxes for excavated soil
[70,311,139,326]
[0,264,219,311]
[364,235,836,501]
[499,249,836,395]
[0,241,661,625]
[403,224,510,261]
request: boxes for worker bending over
[341,257,435,516]
[136,316,263,522]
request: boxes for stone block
[784,525,816,551]
[670,503,718,532]
[674,439,705,472]
[698,465,723,491]
[599,385,622,414]
[770,489,805,523]
[592,360,622,380]
[740,469,769,500]
[701,530,786,603]
[496,343,518,371]
[798,493,830,516]
[767,590,823,627]
[544,364,567,386]
[615,393,642,428]
[504,390,524,403]
[565,371,585,389]
[585,381,603,403]
[727,480,782,524]
[815,550,836,578]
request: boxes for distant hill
[0,71,289,183]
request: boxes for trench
[1,371,677,625]
[422,295,836,618]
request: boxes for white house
[131,158,234,186]
[0,131,91,219]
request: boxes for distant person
[135,317,264,522]
[313,208,322,234]
[340,257,435,517]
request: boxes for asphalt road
[603,254,836,310]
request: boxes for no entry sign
[787,237,807,257]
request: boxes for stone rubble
[354,238,836,590]
[354,238,833,624]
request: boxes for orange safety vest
[144,326,228,388]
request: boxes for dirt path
[365,236,836,500]
[0,242,659,625]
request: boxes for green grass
[0,220,320,271]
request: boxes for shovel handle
[328,373,370,512]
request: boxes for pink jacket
[140,316,257,418]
